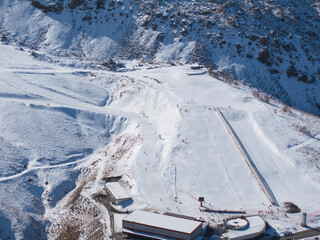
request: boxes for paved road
[94,193,128,240]
[280,226,320,239]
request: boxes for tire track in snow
[290,132,320,151]
[205,113,245,206]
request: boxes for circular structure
[226,218,248,230]
[222,109,248,121]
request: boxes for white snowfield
[0,44,320,239]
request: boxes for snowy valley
[0,42,320,239]
[0,0,320,240]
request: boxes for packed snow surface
[0,44,320,239]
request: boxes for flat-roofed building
[105,182,131,205]
[222,216,266,240]
[122,210,202,240]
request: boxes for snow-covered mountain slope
[0,44,130,239]
[0,0,319,116]
[0,43,320,239]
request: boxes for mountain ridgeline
[1,0,319,115]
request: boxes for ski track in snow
[289,132,320,151]
[0,69,153,181]
[0,158,87,182]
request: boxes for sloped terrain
[0,1,320,239]
[0,44,130,239]
[0,40,320,239]
[0,0,319,115]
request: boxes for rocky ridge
[0,0,319,115]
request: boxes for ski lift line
[215,108,279,207]
[176,188,198,201]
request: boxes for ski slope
[125,66,320,214]
[0,44,320,239]
[175,106,267,209]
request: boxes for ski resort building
[105,182,132,205]
[222,216,266,240]
[122,210,202,240]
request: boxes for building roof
[222,216,266,240]
[163,212,196,221]
[123,210,202,234]
[106,182,131,200]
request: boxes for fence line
[215,108,279,207]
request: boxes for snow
[106,182,131,202]
[1,0,320,118]
[0,43,320,238]
[123,210,202,234]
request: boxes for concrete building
[122,210,202,240]
[222,216,266,240]
[105,182,132,205]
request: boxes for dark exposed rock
[282,43,295,52]
[181,27,188,36]
[31,0,46,9]
[259,36,269,46]
[101,59,123,71]
[298,74,315,84]
[31,0,63,13]
[298,74,308,83]
[286,65,298,77]
[206,20,214,28]
[246,53,253,58]
[204,62,216,71]
[217,32,224,39]
[82,15,92,23]
[258,48,271,65]
[69,0,85,9]
[281,202,301,213]
[152,22,157,31]
[276,57,283,63]
[156,33,164,42]
[1,34,9,43]
[273,38,280,47]
[282,43,291,51]
[307,29,316,37]
[250,34,259,41]
[270,69,279,74]
[96,0,105,9]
